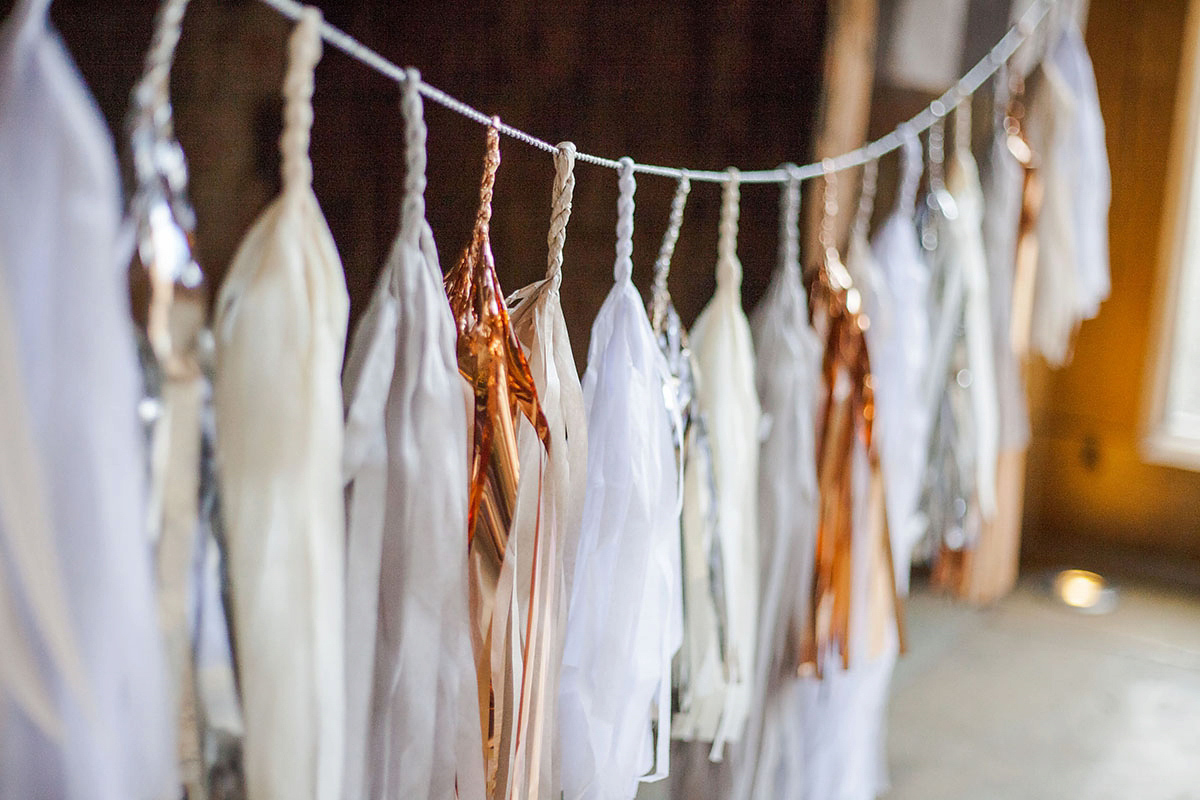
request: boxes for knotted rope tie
[897,130,924,216]
[852,158,878,243]
[546,142,577,288]
[955,98,973,159]
[614,157,636,283]
[281,6,323,190]
[475,121,501,235]
[819,159,839,263]
[778,165,801,279]
[400,67,428,244]
[927,117,947,193]
[649,174,691,329]
[134,0,191,121]
[717,167,741,290]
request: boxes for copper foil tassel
[444,123,550,798]
[801,247,904,678]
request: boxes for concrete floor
[886,576,1200,800]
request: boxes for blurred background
[35,0,1200,795]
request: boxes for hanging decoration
[559,157,683,800]
[981,64,1034,451]
[127,1,246,797]
[1007,68,1045,364]
[922,102,1002,579]
[0,0,1117,798]
[791,166,902,800]
[868,134,932,595]
[0,0,177,797]
[688,168,762,760]
[213,8,349,800]
[505,140,590,798]
[917,116,979,563]
[1027,15,1111,367]
[443,120,551,800]
[805,164,901,676]
[648,175,730,752]
[947,99,1001,526]
[731,170,824,800]
[341,69,485,800]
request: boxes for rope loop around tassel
[927,116,947,192]
[400,67,428,244]
[546,141,577,287]
[852,158,878,242]
[473,119,502,246]
[649,173,691,329]
[280,6,323,190]
[818,158,839,260]
[778,164,801,279]
[717,167,741,290]
[614,156,636,283]
[897,129,924,215]
[954,95,972,158]
[134,0,191,123]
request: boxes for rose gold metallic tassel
[800,167,903,678]
[445,121,550,798]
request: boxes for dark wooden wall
[50,0,828,365]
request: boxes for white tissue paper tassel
[980,66,1031,450]
[559,158,682,800]
[340,69,485,800]
[0,2,176,797]
[869,134,932,594]
[1028,19,1111,367]
[689,169,761,760]
[213,9,348,800]
[647,176,729,757]
[732,174,822,800]
[946,103,1000,520]
[507,141,589,798]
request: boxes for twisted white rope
[779,167,802,278]
[614,157,636,283]
[546,142,577,285]
[281,8,322,190]
[955,95,973,158]
[134,0,191,118]
[254,0,1056,185]
[717,168,742,289]
[927,116,947,193]
[851,157,878,243]
[818,159,839,258]
[400,67,427,244]
[896,133,924,215]
[649,174,691,328]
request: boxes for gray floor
[886,577,1200,800]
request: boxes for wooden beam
[805,0,879,258]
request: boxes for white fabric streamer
[689,169,761,760]
[1028,20,1111,367]
[798,447,896,800]
[339,69,485,800]
[560,157,682,800]
[507,141,589,798]
[732,174,822,800]
[0,1,177,796]
[653,176,729,753]
[980,67,1031,450]
[945,106,1000,520]
[868,135,931,595]
[213,9,348,800]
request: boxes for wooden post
[806,0,879,256]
